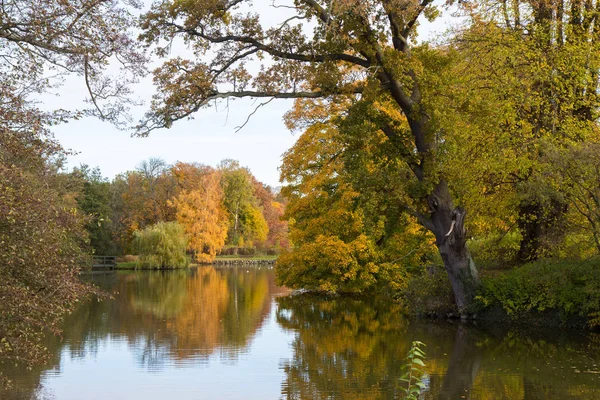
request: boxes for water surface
[1,266,599,399]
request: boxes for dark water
[1,267,599,399]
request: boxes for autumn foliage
[172,169,229,262]
[87,159,288,263]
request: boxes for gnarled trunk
[428,181,480,314]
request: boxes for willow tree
[139,0,479,312]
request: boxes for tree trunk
[428,181,480,314]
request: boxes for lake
[1,266,599,399]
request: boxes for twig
[234,98,275,132]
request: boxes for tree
[171,168,230,262]
[252,179,290,250]
[278,111,434,293]
[219,160,268,247]
[1,0,143,125]
[1,0,141,382]
[449,2,600,261]
[119,158,178,249]
[0,106,95,385]
[547,143,600,254]
[133,221,189,269]
[139,0,480,312]
[72,165,116,255]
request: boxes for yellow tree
[138,0,481,312]
[172,169,229,262]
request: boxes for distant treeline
[73,158,289,262]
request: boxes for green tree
[72,165,116,255]
[547,143,600,254]
[133,221,189,269]
[448,1,600,261]
[219,160,268,247]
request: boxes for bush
[133,222,189,269]
[468,231,521,269]
[401,268,457,316]
[476,258,600,326]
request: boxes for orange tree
[171,167,230,262]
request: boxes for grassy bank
[215,255,278,261]
[115,261,137,269]
[115,254,278,269]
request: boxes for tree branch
[137,86,364,135]
[165,22,370,68]
[300,0,331,23]
[234,98,275,132]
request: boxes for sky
[49,2,456,188]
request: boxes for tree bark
[428,181,480,314]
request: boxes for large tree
[0,101,96,385]
[0,0,142,380]
[139,0,479,312]
[172,167,230,262]
[453,0,600,262]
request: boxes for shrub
[476,258,600,325]
[401,268,457,315]
[133,222,189,269]
[123,254,138,263]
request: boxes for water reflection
[277,293,600,400]
[0,266,287,399]
[2,268,600,399]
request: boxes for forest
[3,0,600,387]
[73,159,289,264]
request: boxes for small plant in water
[401,341,426,400]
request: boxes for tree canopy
[136,0,600,313]
[1,0,143,382]
[137,0,481,311]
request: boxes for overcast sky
[49,2,455,188]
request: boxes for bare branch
[136,86,364,136]
[234,98,275,132]
[83,54,106,119]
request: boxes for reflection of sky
[39,301,294,400]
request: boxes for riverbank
[115,255,278,269]
[404,256,600,329]
[210,255,277,266]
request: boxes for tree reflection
[277,293,600,400]
[0,266,278,398]
[277,293,411,399]
[2,271,600,399]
